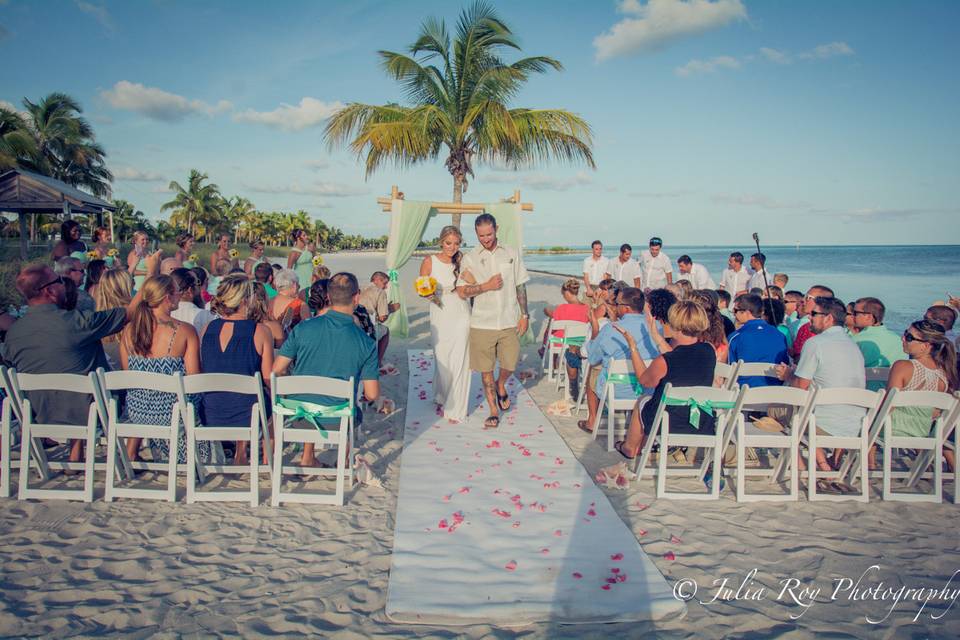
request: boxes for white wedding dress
[428,255,471,422]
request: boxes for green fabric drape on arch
[486,202,536,345]
[384,199,434,339]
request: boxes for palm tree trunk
[452,176,464,230]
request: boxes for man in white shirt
[582,240,609,300]
[604,243,641,287]
[719,251,751,295]
[747,252,772,292]
[638,237,672,291]
[458,213,531,429]
[675,255,716,289]
[776,296,866,473]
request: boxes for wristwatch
[520,314,529,318]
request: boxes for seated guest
[200,274,274,465]
[790,284,835,359]
[542,279,590,399]
[761,297,792,347]
[773,273,789,289]
[5,262,146,464]
[208,259,232,296]
[579,287,658,433]
[665,282,686,301]
[170,268,215,336]
[881,320,958,469]
[925,305,957,345]
[689,290,729,364]
[254,262,278,299]
[313,264,332,283]
[851,297,905,387]
[612,300,718,458]
[716,289,735,328]
[591,278,618,321]
[729,294,789,387]
[844,302,859,335]
[190,266,213,305]
[308,278,331,316]
[93,268,134,370]
[270,269,309,335]
[646,288,678,327]
[273,272,379,467]
[55,256,95,312]
[762,285,784,300]
[61,278,80,311]
[358,271,399,368]
[250,282,284,348]
[120,275,207,465]
[673,279,693,300]
[783,290,804,330]
[85,259,107,300]
[775,296,865,472]
[160,257,180,276]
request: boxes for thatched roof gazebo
[0,168,117,259]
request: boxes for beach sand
[1,251,958,638]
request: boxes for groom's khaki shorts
[470,328,520,373]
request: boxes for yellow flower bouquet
[188,253,199,263]
[312,255,324,267]
[229,248,239,259]
[414,275,442,308]
[85,250,98,260]
[107,248,119,257]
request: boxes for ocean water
[523,245,960,333]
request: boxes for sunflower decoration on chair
[414,276,442,308]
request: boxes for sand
[1,251,958,638]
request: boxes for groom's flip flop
[497,392,511,412]
[483,415,500,429]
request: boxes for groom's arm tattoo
[460,283,484,298]
[516,284,528,316]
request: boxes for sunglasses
[39,275,64,290]
[809,310,830,318]
[733,307,748,313]
[903,332,928,344]
[852,310,874,317]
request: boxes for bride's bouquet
[414,276,442,308]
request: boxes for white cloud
[114,166,164,182]
[484,171,593,192]
[759,47,790,64]
[675,55,740,76]
[74,1,115,33]
[233,97,344,131]
[100,81,232,123]
[810,206,957,222]
[304,159,331,170]
[798,41,855,60]
[245,181,368,197]
[712,193,809,209]
[594,0,747,62]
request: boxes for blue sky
[2,0,958,245]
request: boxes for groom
[457,213,531,428]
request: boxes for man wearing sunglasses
[5,261,155,458]
[54,256,95,312]
[850,297,905,389]
[775,296,866,472]
[790,284,834,359]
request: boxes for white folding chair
[0,365,49,498]
[634,384,746,499]
[270,374,354,506]
[183,373,269,507]
[592,358,650,452]
[734,386,815,502]
[714,360,741,391]
[15,371,100,502]
[540,318,560,381]
[877,389,959,503]
[101,370,186,502]
[550,320,590,397]
[864,366,891,391]
[806,387,885,503]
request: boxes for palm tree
[223,195,256,242]
[324,1,594,228]
[19,93,113,198]
[0,107,35,171]
[161,170,222,237]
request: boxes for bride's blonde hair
[438,225,463,280]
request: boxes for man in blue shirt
[728,294,789,387]
[578,287,658,432]
[274,272,379,467]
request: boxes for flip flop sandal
[497,393,511,412]
[577,420,595,434]
[614,440,637,460]
[483,415,500,429]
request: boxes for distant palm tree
[161,170,222,237]
[324,1,594,228]
[223,195,256,242]
[0,107,34,171]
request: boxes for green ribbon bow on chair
[387,269,399,284]
[548,335,586,347]
[607,373,645,396]
[663,396,736,430]
[274,398,352,439]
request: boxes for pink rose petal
[492,508,511,519]
[452,511,465,524]
[442,494,451,502]
[512,521,520,528]
[670,535,682,544]
[635,502,649,510]
[616,574,627,583]
[611,567,620,574]
[610,553,624,561]
[637,529,647,537]
[555,457,565,465]
[572,572,583,579]
[601,584,611,591]
[540,548,550,554]
[587,508,597,517]
[606,577,617,584]
[554,529,563,537]
[505,560,517,571]
[458,486,471,494]
[664,551,676,561]
[438,519,448,529]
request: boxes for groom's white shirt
[459,243,530,330]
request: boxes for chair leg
[83,421,96,502]
[250,420,259,508]
[934,439,943,504]
[859,440,869,503]
[271,417,283,507]
[105,421,117,502]
[334,423,347,506]
[167,423,178,503]
[808,427,817,500]
[1,409,11,499]
[657,425,668,497]
[186,419,196,505]
[736,426,745,502]
[17,419,31,500]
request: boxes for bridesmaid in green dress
[287,229,314,292]
[244,239,268,275]
[127,231,151,291]
[175,232,196,268]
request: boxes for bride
[419,225,471,423]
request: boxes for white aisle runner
[385,350,685,626]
